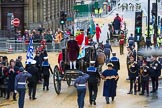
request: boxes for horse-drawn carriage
[107,21,128,46]
[53,43,96,94]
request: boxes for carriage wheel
[66,74,72,86]
[53,65,61,95]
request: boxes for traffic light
[135,11,142,41]
[60,11,67,25]
[152,3,157,16]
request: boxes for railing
[0,40,67,53]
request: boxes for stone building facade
[0,0,75,34]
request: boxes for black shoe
[106,101,110,104]
[139,93,144,95]
[150,91,155,93]
[29,96,31,100]
[93,101,96,105]
[13,98,17,101]
[32,97,37,100]
[90,101,92,105]
[47,87,49,91]
[43,88,45,91]
[134,92,137,95]
[127,91,133,94]
[112,97,114,101]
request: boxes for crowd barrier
[0,40,65,53]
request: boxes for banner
[25,38,34,64]
[78,34,86,59]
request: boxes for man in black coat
[15,56,23,68]
[27,60,39,100]
[34,52,43,83]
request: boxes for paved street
[1,50,162,108]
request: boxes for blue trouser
[17,88,26,108]
[77,86,86,108]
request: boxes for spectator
[15,56,23,68]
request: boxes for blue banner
[25,38,34,64]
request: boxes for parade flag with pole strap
[78,31,86,59]
[25,38,34,64]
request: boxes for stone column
[39,0,43,24]
[33,0,38,23]
[28,0,33,23]
[24,0,29,29]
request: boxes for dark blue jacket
[149,60,161,77]
[87,66,100,83]
[14,72,32,90]
[74,73,89,88]
[42,61,52,76]
[128,36,135,46]
[104,43,112,55]
[113,18,121,30]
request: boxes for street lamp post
[152,0,158,46]
[155,0,158,37]
[148,0,150,38]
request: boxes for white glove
[153,67,156,70]
[132,65,135,67]
[14,90,17,93]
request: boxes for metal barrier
[0,40,64,53]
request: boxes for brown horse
[96,49,106,73]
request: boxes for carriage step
[65,70,80,74]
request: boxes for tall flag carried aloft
[78,31,86,59]
[25,38,34,64]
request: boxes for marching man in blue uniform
[110,52,120,84]
[110,52,120,73]
[74,72,89,108]
[14,67,32,108]
[42,57,53,91]
[101,63,119,104]
[87,61,100,105]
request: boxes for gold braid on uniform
[128,62,137,73]
[141,67,148,77]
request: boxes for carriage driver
[87,61,101,105]
[67,34,79,70]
